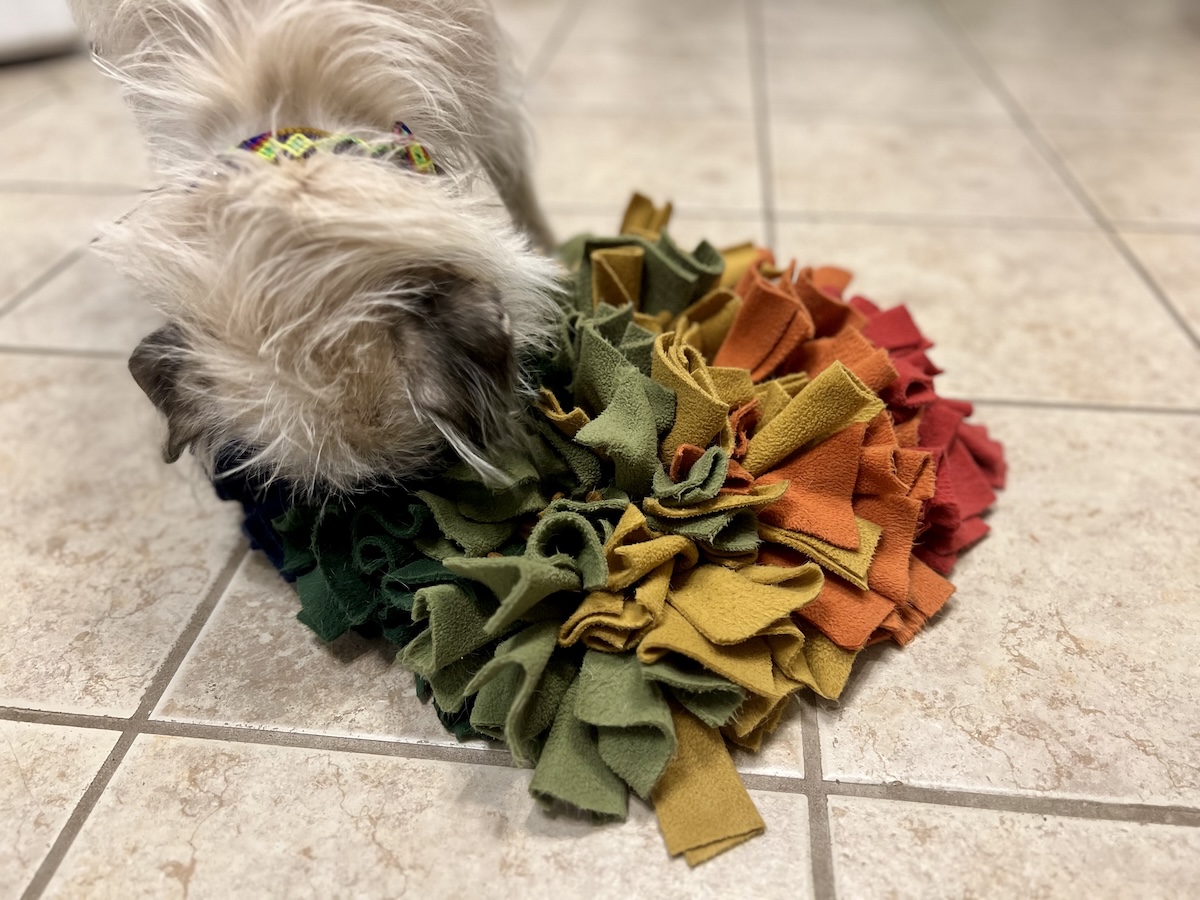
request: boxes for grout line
[0,708,131,732]
[743,106,1016,125]
[6,694,1200,829]
[1112,220,1200,235]
[18,547,248,900]
[0,94,55,136]
[17,732,139,900]
[531,109,760,123]
[0,705,510,769]
[523,0,586,85]
[140,722,515,769]
[0,345,129,360]
[967,397,1200,416]
[0,181,150,195]
[826,781,1200,829]
[772,209,1100,231]
[549,202,1107,231]
[1031,117,1200,133]
[527,107,1073,126]
[925,0,1200,354]
[0,705,513,768]
[130,549,250,722]
[745,0,777,250]
[799,698,837,900]
[548,202,764,219]
[0,248,83,318]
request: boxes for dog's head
[114,150,560,494]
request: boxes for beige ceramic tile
[772,221,1200,407]
[1045,125,1200,225]
[548,211,765,251]
[569,0,749,51]
[532,112,761,213]
[946,0,1200,59]
[1104,0,1200,35]
[0,58,59,120]
[0,253,164,353]
[154,554,495,751]
[766,49,1005,119]
[491,0,571,68]
[529,44,753,115]
[1122,231,1200,336]
[0,55,154,189]
[0,193,136,313]
[990,47,1200,123]
[829,796,1200,900]
[819,406,1200,807]
[0,356,242,716]
[762,0,954,53]
[771,118,1085,220]
[0,721,120,896]
[48,735,814,899]
[940,0,1177,54]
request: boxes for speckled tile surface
[0,56,153,190]
[771,118,1086,220]
[828,797,1200,900]
[44,735,814,900]
[0,254,165,354]
[152,555,498,750]
[0,356,241,716]
[1122,231,1200,336]
[3,0,1199,898]
[818,406,1200,807]
[1045,125,1200,225]
[771,222,1200,407]
[0,722,119,893]
[532,111,762,213]
[0,193,136,315]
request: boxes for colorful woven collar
[235,122,437,174]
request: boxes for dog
[69,0,562,494]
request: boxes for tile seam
[967,397,1200,416]
[17,731,138,900]
[1114,220,1200,234]
[550,203,1112,230]
[925,0,1200,353]
[799,699,838,900]
[0,181,148,195]
[523,0,586,86]
[0,248,84,319]
[745,0,777,250]
[0,344,129,360]
[825,780,1200,828]
[547,203,765,218]
[128,548,250,723]
[15,546,247,900]
[5,703,1200,826]
[771,209,1100,230]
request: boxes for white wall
[0,0,80,62]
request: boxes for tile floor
[2,0,1199,897]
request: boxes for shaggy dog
[69,0,561,493]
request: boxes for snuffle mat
[215,195,1005,865]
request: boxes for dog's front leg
[473,110,557,252]
[497,167,556,254]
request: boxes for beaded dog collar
[235,121,437,174]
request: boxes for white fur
[71,0,561,494]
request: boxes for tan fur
[71,0,560,494]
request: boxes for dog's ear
[128,322,204,463]
[398,274,518,481]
